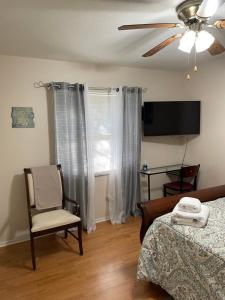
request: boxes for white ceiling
[0,0,225,70]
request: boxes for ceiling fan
[118,0,225,57]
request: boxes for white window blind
[89,93,113,174]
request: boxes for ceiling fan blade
[208,39,225,55]
[118,23,179,30]
[142,34,182,57]
[214,19,225,28]
[197,0,225,19]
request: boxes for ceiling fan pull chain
[186,52,191,80]
[194,46,198,72]
[186,73,191,80]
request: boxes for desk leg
[148,175,150,200]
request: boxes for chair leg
[163,185,167,197]
[64,229,68,239]
[30,235,36,271]
[78,223,83,256]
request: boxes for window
[89,93,112,175]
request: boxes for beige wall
[0,55,187,245]
[183,58,225,189]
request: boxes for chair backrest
[181,164,200,179]
[24,164,63,208]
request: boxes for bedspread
[137,198,225,300]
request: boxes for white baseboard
[0,217,110,248]
[0,233,29,248]
[96,216,110,223]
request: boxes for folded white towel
[171,204,209,228]
[171,216,208,228]
[177,197,201,213]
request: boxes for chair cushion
[28,170,62,207]
[31,209,80,232]
[164,181,193,191]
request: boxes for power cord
[182,136,188,166]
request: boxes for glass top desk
[139,164,188,200]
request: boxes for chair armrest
[64,196,78,205]
[64,196,80,217]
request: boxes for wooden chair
[163,164,200,197]
[24,164,83,270]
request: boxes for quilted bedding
[137,198,225,300]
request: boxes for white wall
[0,55,187,245]
[183,58,225,189]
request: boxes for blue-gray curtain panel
[51,82,95,232]
[122,87,142,218]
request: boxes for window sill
[95,171,110,177]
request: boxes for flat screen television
[143,101,200,136]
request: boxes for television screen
[143,101,200,136]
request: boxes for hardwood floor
[0,217,170,300]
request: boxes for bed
[137,185,225,300]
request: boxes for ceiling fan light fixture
[197,0,224,18]
[178,30,196,53]
[195,30,215,52]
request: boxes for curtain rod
[33,81,147,93]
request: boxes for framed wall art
[11,107,35,128]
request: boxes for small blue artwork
[11,107,35,128]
